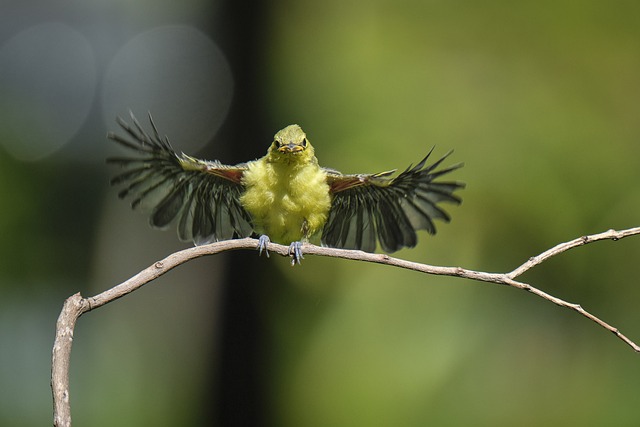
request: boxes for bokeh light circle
[0,23,96,161]
[102,25,234,153]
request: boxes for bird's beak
[278,144,304,153]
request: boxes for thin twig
[51,226,640,426]
[507,227,640,278]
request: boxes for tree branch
[51,226,640,426]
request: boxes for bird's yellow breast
[240,157,331,244]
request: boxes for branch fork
[52,226,640,426]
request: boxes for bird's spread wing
[322,148,465,253]
[107,114,254,244]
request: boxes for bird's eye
[301,138,307,147]
[274,139,282,148]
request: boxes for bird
[107,113,465,265]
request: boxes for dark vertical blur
[203,1,270,425]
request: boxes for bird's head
[267,124,315,164]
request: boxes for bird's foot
[257,235,271,258]
[288,241,304,266]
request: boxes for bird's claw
[257,236,304,265]
[257,235,271,257]
[289,241,304,266]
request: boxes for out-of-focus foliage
[1,0,639,425]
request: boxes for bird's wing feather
[107,113,254,244]
[322,148,464,252]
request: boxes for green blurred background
[1,0,639,425]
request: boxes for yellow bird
[108,114,465,264]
